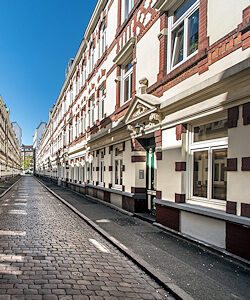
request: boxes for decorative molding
[149,112,161,126]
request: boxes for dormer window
[168,0,199,71]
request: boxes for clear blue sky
[0,0,97,145]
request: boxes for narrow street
[0,176,174,299]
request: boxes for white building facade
[36,0,250,261]
[11,122,22,148]
[0,96,21,179]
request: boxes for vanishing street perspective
[1,0,250,299]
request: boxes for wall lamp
[134,122,145,134]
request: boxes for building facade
[36,0,250,260]
[11,122,22,148]
[21,145,33,173]
[0,96,21,180]
[33,122,47,174]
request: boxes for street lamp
[134,122,145,134]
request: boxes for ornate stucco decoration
[149,112,161,126]
[127,124,136,134]
[131,103,149,119]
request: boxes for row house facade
[0,95,21,180]
[36,0,250,261]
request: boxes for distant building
[33,122,47,174]
[33,122,47,149]
[21,145,33,173]
[0,95,21,179]
[11,122,22,148]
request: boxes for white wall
[181,211,226,248]
[207,0,249,45]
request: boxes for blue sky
[0,0,97,145]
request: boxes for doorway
[146,138,156,213]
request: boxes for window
[122,61,133,104]
[89,97,94,126]
[82,62,86,85]
[81,107,86,133]
[99,88,105,120]
[100,21,106,56]
[99,150,105,185]
[70,85,73,104]
[90,43,95,72]
[168,0,199,71]
[69,123,73,143]
[122,0,134,22]
[76,72,80,94]
[113,145,123,187]
[189,120,228,204]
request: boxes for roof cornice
[84,0,108,42]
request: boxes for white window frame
[113,145,123,189]
[121,60,133,105]
[187,123,228,210]
[99,87,105,120]
[81,107,86,134]
[100,21,106,57]
[70,85,73,104]
[121,0,134,23]
[90,43,95,72]
[89,97,94,126]
[82,62,86,85]
[167,0,199,73]
[99,150,105,185]
[76,72,80,94]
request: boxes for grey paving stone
[0,177,171,299]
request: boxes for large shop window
[122,61,133,104]
[113,145,123,188]
[168,0,199,71]
[189,120,228,204]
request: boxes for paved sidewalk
[37,177,250,300]
[0,175,21,197]
[0,176,174,299]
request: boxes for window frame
[89,97,94,127]
[113,145,123,189]
[121,60,133,105]
[187,122,228,209]
[99,87,105,121]
[99,149,105,185]
[121,0,134,23]
[167,0,199,73]
[100,21,106,57]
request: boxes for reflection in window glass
[212,149,227,200]
[174,0,196,22]
[171,24,184,67]
[115,160,119,185]
[188,9,199,55]
[194,120,228,142]
[193,151,208,198]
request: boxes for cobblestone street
[0,176,173,299]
